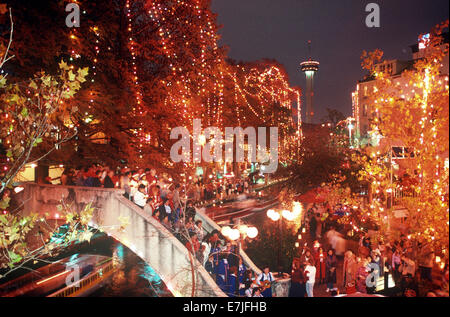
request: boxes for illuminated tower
[300,41,320,124]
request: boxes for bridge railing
[195,206,262,277]
[20,183,226,297]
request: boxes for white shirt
[195,226,205,241]
[256,272,274,284]
[305,265,316,283]
[129,180,138,197]
[134,191,147,207]
[201,242,211,266]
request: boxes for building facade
[352,33,449,147]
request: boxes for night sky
[211,0,449,123]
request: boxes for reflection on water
[90,239,172,297]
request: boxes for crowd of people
[51,164,253,204]
[286,202,450,297]
[288,243,339,297]
[182,227,281,297]
[40,165,449,297]
[51,163,277,297]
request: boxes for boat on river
[0,254,116,297]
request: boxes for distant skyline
[211,0,449,123]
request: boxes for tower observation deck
[300,42,320,124]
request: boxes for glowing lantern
[229,229,240,241]
[271,212,280,221]
[292,201,303,217]
[282,210,295,221]
[246,227,258,239]
[221,226,231,237]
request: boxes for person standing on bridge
[185,232,200,255]
[133,184,147,209]
[216,253,229,293]
[103,170,115,188]
[158,198,172,222]
[194,220,205,242]
[120,170,131,199]
[227,266,238,297]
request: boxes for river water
[87,237,172,297]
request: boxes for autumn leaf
[59,60,70,71]
[28,80,38,90]
[0,197,10,209]
[76,75,86,83]
[9,94,19,104]
[65,212,75,223]
[20,107,28,118]
[41,75,51,86]
[0,75,7,88]
[33,137,43,146]
[7,251,22,267]
[68,70,76,81]
[77,67,89,78]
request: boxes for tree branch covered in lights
[350,21,449,254]
[2,0,302,173]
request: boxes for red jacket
[315,252,326,280]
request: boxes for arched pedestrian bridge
[20,183,268,297]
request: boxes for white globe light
[266,209,275,218]
[229,229,240,241]
[271,212,280,221]
[247,227,258,239]
[292,201,303,217]
[221,226,231,237]
[282,210,292,220]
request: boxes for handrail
[194,207,262,276]
[19,181,124,193]
[114,193,226,295]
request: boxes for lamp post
[221,220,258,296]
